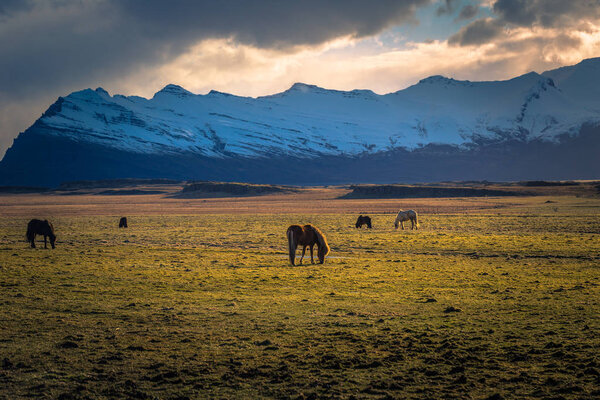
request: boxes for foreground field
[1,195,599,399]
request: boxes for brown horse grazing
[26,219,56,249]
[286,224,330,265]
[355,215,372,229]
[119,217,128,228]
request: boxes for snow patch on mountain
[31,58,600,157]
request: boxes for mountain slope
[1,58,600,186]
[543,57,600,110]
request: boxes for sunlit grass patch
[0,206,599,399]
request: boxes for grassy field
[0,192,599,399]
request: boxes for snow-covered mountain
[1,57,600,186]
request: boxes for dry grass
[0,188,577,217]
[0,191,599,399]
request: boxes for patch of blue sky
[377,1,494,49]
[313,1,494,58]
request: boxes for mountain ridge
[1,57,599,186]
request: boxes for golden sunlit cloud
[112,21,600,100]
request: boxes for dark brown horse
[355,215,372,229]
[26,219,56,249]
[119,217,128,228]
[286,224,330,265]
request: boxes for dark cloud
[449,0,600,46]
[493,0,600,28]
[0,0,33,17]
[117,0,431,49]
[491,33,582,54]
[0,0,430,99]
[436,0,460,16]
[448,18,503,46]
[455,4,479,21]
[0,0,430,153]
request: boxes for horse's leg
[401,221,404,230]
[31,234,36,248]
[310,244,314,264]
[300,246,306,264]
[44,235,47,249]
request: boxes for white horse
[394,210,418,230]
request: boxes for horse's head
[312,226,330,264]
[394,219,398,229]
[47,221,56,248]
[317,244,327,264]
[367,219,372,229]
[355,216,362,228]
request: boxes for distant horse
[286,224,330,265]
[26,219,56,249]
[394,210,418,230]
[119,217,128,228]
[355,215,372,229]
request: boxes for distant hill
[58,178,183,190]
[178,181,296,197]
[340,185,524,199]
[0,186,51,194]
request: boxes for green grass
[1,211,599,399]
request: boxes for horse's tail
[287,227,297,266]
[310,225,330,259]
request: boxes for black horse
[355,215,372,229]
[119,217,128,228]
[26,219,56,249]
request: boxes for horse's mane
[46,220,55,234]
[307,224,330,256]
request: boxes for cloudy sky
[1,0,600,155]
